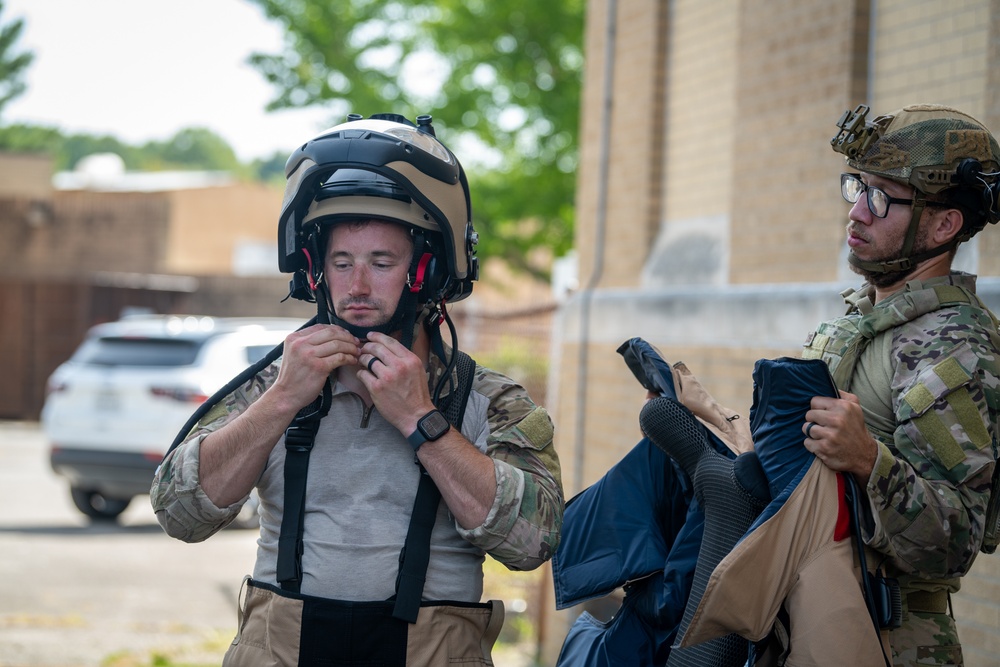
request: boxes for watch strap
[407,427,429,450]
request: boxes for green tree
[60,132,142,170]
[140,127,243,173]
[0,123,138,170]
[251,149,290,184]
[247,0,583,278]
[0,123,246,175]
[0,122,60,156]
[0,0,33,118]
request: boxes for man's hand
[271,324,361,411]
[358,332,496,529]
[198,324,360,507]
[803,390,878,484]
[357,331,435,435]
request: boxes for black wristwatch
[407,409,451,452]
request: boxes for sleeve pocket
[489,406,554,452]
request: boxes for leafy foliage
[247,0,584,277]
[141,127,242,172]
[0,0,34,117]
[0,123,264,177]
[251,150,290,185]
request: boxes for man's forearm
[199,389,302,507]
[417,432,498,529]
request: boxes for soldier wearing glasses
[800,104,1000,666]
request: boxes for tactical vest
[802,281,1000,557]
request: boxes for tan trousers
[223,579,505,667]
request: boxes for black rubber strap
[164,317,318,458]
[391,474,442,623]
[276,380,332,592]
[391,350,476,622]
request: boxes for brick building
[543,0,1000,663]
[0,152,316,419]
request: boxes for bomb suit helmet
[278,113,479,306]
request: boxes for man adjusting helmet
[278,114,477,343]
[151,114,564,667]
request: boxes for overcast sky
[3,0,334,162]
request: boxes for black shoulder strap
[391,350,477,622]
[276,379,333,592]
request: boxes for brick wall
[0,181,282,281]
[544,0,1000,662]
[164,182,281,275]
[728,0,863,284]
[0,153,54,199]
[639,0,739,287]
[574,0,667,289]
[0,193,171,277]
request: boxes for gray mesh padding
[640,397,770,667]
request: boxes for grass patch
[101,629,233,667]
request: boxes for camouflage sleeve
[150,362,281,542]
[863,310,1000,578]
[454,366,564,570]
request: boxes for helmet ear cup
[957,158,984,187]
[415,252,449,302]
[955,158,1000,224]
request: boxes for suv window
[246,344,278,365]
[72,337,204,367]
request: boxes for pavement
[0,421,540,667]
[0,420,256,667]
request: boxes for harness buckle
[284,426,315,451]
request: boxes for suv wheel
[70,487,131,521]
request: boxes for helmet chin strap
[309,259,458,406]
[316,283,421,350]
[848,196,956,275]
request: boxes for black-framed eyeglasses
[840,173,916,218]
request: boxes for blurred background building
[0,151,314,419]
[542,0,1000,664]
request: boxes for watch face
[420,410,450,440]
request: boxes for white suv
[41,315,302,525]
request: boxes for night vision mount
[830,104,884,160]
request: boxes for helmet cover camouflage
[845,104,1000,195]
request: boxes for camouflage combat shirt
[150,352,564,602]
[803,272,1000,666]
